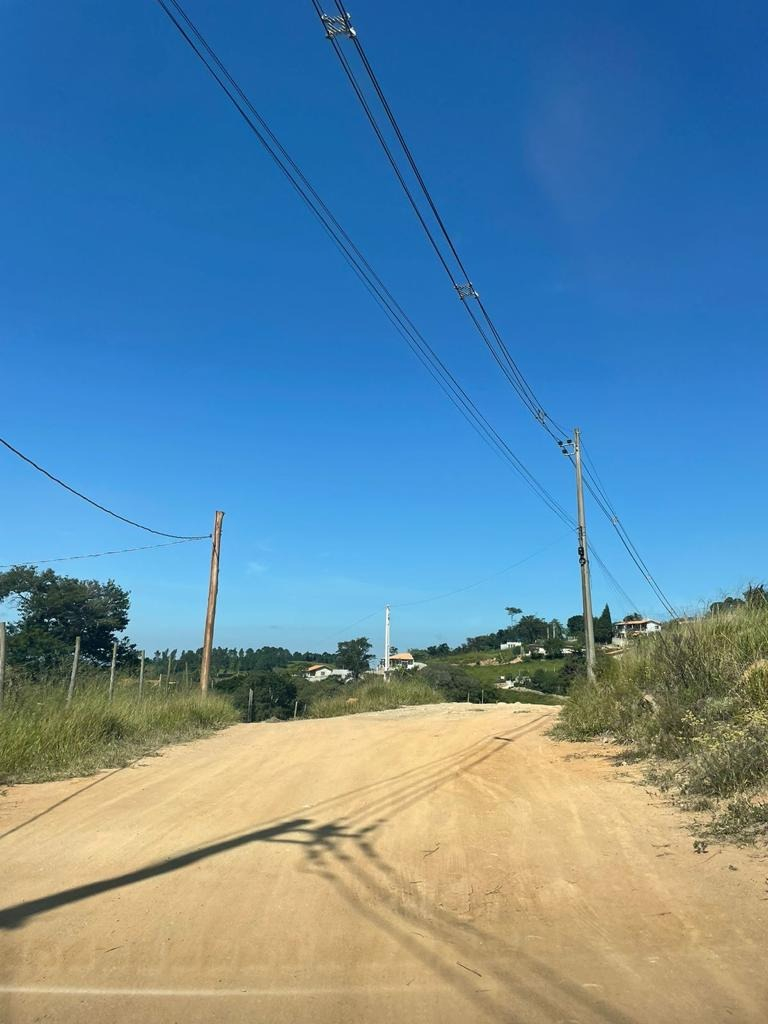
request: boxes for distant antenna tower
[384,605,391,676]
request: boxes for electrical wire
[154,0,574,528]
[0,437,211,540]
[155,0,649,619]
[393,530,574,608]
[312,5,675,615]
[312,0,564,440]
[0,537,206,570]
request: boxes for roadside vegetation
[305,666,563,719]
[0,683,238,784]
[554,591,768,843]
[309,677,443,718]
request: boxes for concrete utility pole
[384,605,391,676]
[108,641,118,702]
[200,511,225,696]
[572,429,596,681]
[66,636,81,706]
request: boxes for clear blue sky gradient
[2,1,766,657]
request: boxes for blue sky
[2,1,766,658]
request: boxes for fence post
[247,687,254,723]
[138,650,145,700]
[293,698,299,720]
[108,641,118,702]
[66,636,81,706]
[0,621,6,711]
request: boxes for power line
[312,0,564,441]
[0,537,206,570]
[393,530,574,608]
[0,437,210,541]
[154,0,644,617]
[323,530,573,647]
[154,0,574,528]
[312,6,676,616]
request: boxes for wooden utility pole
[138,650,145,700]
[108,641,118,702]
[0,621,6,711]
[66,636,81,706]
[199,510,224,696]
[573,429,596,682]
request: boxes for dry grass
[0,686,239,784]
[308,677,443,718]
[554,604,768,842]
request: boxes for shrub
[683,710,768,796]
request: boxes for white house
[388,652,426,671]
[613,618,662,641]
[500,641,523,652]
[305,664,353,682]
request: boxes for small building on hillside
[305,664,353,682]
[388,652,426,671]
[500,641,523,652]
[613,618,662,642]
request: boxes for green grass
[492,689,565,706]
[307,674,563,719]
[426,655,565,687]
[553,604,768,842]
[308,677,443,718]
[0,687,239,784]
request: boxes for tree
[505,606,522,624]
[0,565,134,667]
[511,615,548,644]
[566,614,584,635]
[594,604,613,644]
[624,611,644,621]
[543,637,564,658]
[335,637,373,678]
[709,596,744,616]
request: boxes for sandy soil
[1,702,766,1023]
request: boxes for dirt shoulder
[1,703,766,1023]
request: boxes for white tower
[384,605,391,675]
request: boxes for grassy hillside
[424,653,567,689]
[309,678,443,718]
[555,605,768,842]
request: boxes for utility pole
[66,636,81,706]
[108,641,117,702]
[559,430,596,681]
[199,511,224,696]
[573,429,596,680]
[384,605,391,677]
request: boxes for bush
[214,669,297,721]
[683,710,768,796]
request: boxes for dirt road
[1,703,766,1023]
